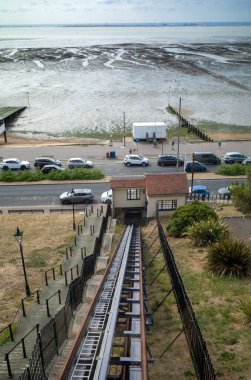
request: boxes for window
[127,189,140,200]
[158,200,177,211]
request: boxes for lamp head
[14,227,23,242]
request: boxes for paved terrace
[0,204,108,379]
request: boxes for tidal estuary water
[0,25,251,138]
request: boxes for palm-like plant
[206,239,251,278]
[235,297,251,325]
[185,218,229,247]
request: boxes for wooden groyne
[168,105,214,142]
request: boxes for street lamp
[14,227,31,297]
[176,97,181,172]
[70,189,76,230]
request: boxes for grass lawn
[143,206,251,380]
[0,213,81,328]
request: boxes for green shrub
[235,297,251,325]
[230,171,251,214]
[0,168,104,182]
[0,323,16,346]
[167,200,218,238]
[216,164,246,176]
[185,218,229,246]
[206,239,251,278]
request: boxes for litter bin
[110,151,116,158]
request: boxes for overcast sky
[0,0,250,25]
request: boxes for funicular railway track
[59,225,149,380]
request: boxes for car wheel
[20,165,26,170]
[68,165,74,169]
[62,200,70,205]
[106,199,112,204]
[85,199,92,204]
[160,162,165,167]
[142,162,147,167]
[2,166,9,171]
[126,162,131,167]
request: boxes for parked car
[124,155,149,167]
[67,157,93,169]
[184,161,207,172]
[242,157,251,165]
[218,187,231,199]
[193,152,221,165]
[34,157,62,169]
[41,165,65,174]
[0,158,30,170]
[157,154,184,166]
[223,152,247,164]
[60,189,94,204]
[189,185,210,200]
[101,189,113,204]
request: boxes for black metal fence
[156,216,217,380]
[187,193,231,204]
[15,210,109,380]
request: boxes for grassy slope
[143,208,251,380]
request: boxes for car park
[41,165,65,174]
[223,152,247,164]
[184,161,207,172]
[67,157,93,169]
[157,154,184,166]
[189,185,210,200]
[34,157,62,169]
[242,157,251,165]
[0,158,30,170]
[60,189,94,204]
[101,189,113,204]
[218,187,231,199]
[192,152,221,165]
[124,155,149,167]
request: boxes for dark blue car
[184,161,207,172]
[189,185,210,200]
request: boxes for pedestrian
[218,140,222,148]
[129,148,132,154]
[171,141,175,150]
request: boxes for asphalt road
[0,178,245,208]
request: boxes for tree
[167,200,218,238]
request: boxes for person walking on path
[171,141,175,150]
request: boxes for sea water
[0,25,251,137]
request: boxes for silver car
[0,158,30,170]
[60,189,94,204]
[223,152,247,164]
[67,157,93,169]
[123,154,149,167]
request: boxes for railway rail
[59,224,151,380]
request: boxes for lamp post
[176,97,181,172]
[70,189,76,230]
[14,227,31,297]
[123,111,126,147]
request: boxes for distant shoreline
[1,22,251,28]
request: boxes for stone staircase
[0,205,108,379]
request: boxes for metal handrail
[46,290,62,317]
[44,264,63,285]
[64,264,79,286]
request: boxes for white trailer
[132,122,166,141]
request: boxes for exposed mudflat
[1,41,251,137]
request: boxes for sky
[0,0,250,25]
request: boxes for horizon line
[1,21,251,28]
